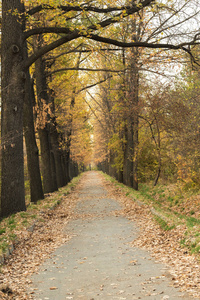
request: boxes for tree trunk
[61,152,68,185]
[69,158,75,180]
[123,123,134,187]
[50,123,66,187]
[1,1,26,217]
[154,117,161,186]
[131,53,139,191]
[64,149,71,183]
[118,170,123,183]
[48,91,66,188]
[109,150,117,179]
[24,48,44,202]
[50,144,58,192]
[35,51,57,193]
[38,127,56,193]
[24,72,44,202]
[129,17,139,190]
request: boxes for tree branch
[23,0,153,68]
[25,0,154,40]
[46,67,124,77]
[24,27,71,40]
[27,1,154,16]
[24,31,80,69]
[76,75,113,94]
[88,33,200,53]
[24,0,199,69]
[44,47,123,62]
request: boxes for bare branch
[88,33,200,53]
[76,75,113,94]
[46,67,124,77]
[24,27,71,40]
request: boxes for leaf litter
[102,175,200,298]
[0,179,84,299]
[0,172,200,299]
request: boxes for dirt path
[28,171,193,299]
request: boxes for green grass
[180,235,200,254]
[20,212,29,218]
[0,228,6,235]
[0,237,9,253]
[153,215,175,231]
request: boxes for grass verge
[101,172,200,256]
[0,174,82,261]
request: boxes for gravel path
[29,171,192,299]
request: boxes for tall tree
[1,0,26,216]
[35,44,58,193]
[24,64,44,202]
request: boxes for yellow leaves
[34,99,53,130]
[122,9,128,17]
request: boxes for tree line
[1,0,200,217]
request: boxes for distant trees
[92,0,200,186]
[1,0,200,217]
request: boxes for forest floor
[0,171,200,299]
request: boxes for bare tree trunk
[24,68,44,202]
[131,51,139,191]
[35,50,58,193]
[50,139,58,192]
[1,0,26,217]
[109,150,117,179]
[123,122,134,187]
[153,117,161,186]
[37,127,56,193]
[50,123,66,187]
[48,91,66,188]
[129,15,139,190]
[61,152,68,184]
[64,149,71,183]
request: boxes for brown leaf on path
[1,172,200,299]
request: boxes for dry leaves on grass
[0,181,83,299]
[1,172,200,299]
[102,176,200,299]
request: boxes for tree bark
[61,151,68,184]
[109,150,117,179]
[50,123,66,187]
[48,90,66,188]
[153,117,161,186]
[131,49,139,191]
[123,122,134,187]
[1,0,26,217]
[24,70,44,202]
[38,127,56,193]
[128,15,139,190]
[35,50,58,193]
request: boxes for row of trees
[89,1,200,188]
[1,0,200,217]
[93,60,200,188]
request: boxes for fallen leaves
[102,175,200,298]
[0,178,83,299]
[1,172,200,299]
